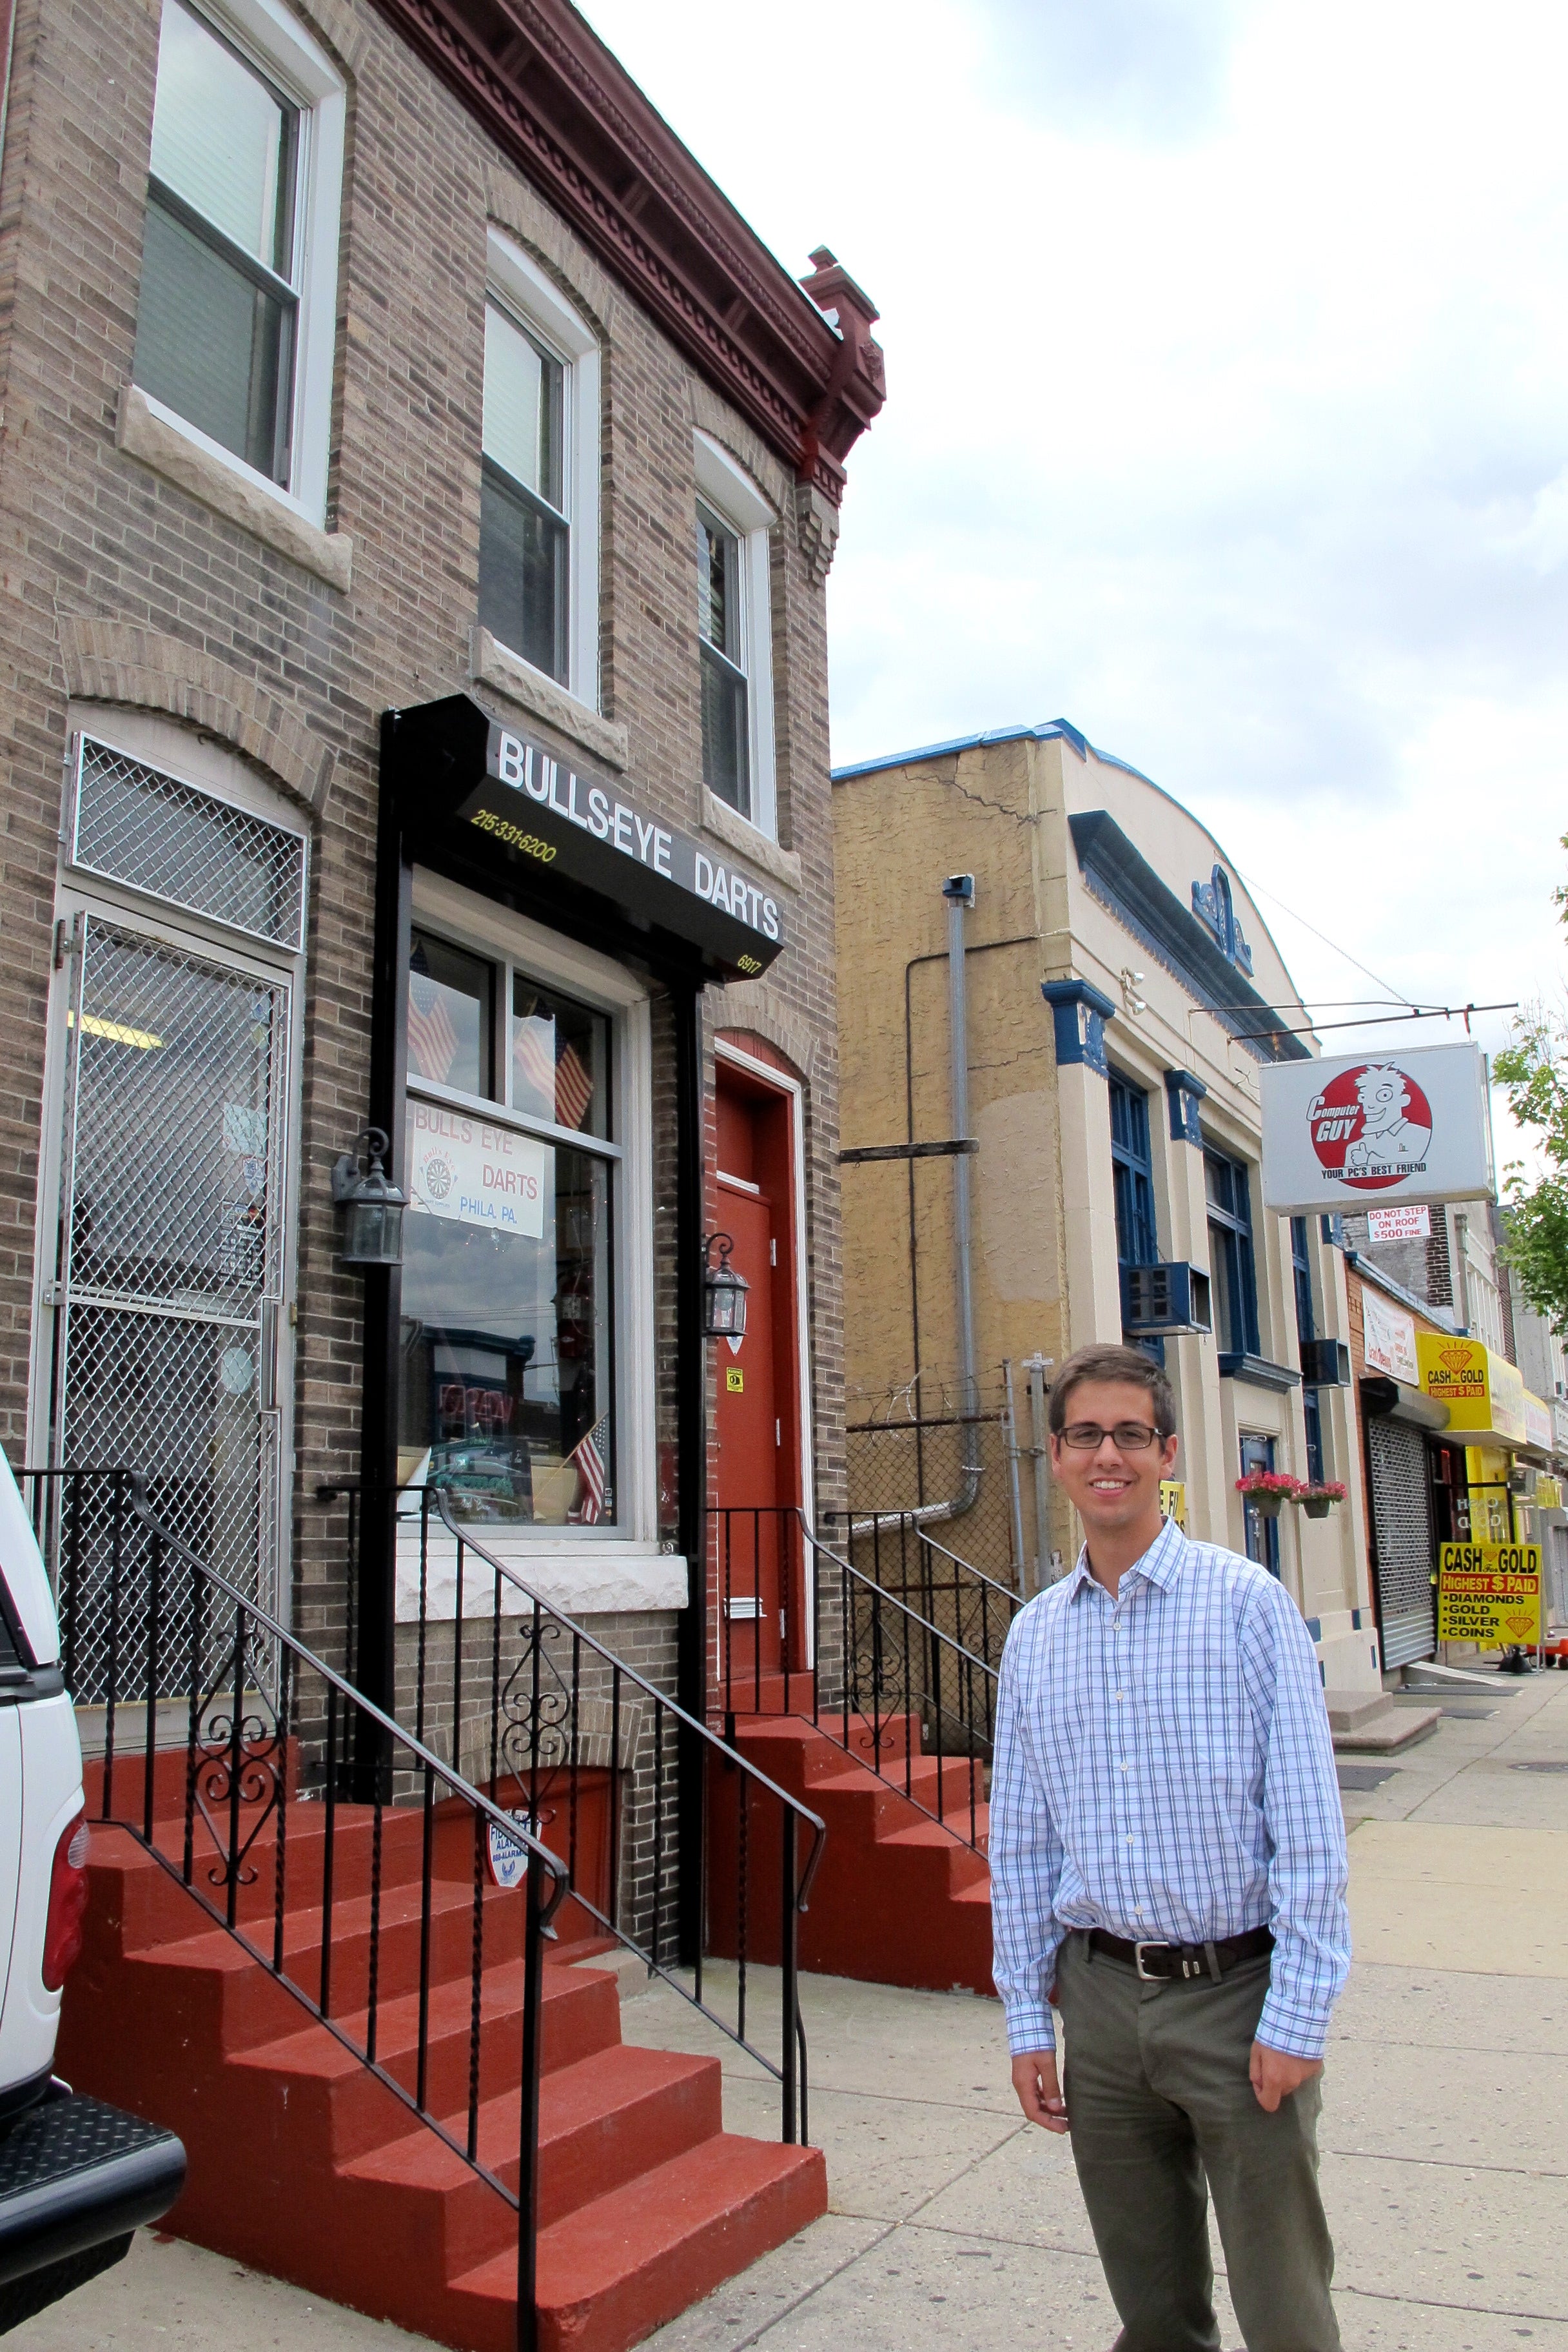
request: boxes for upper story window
[480,305,569,685]
[1110,1071,1163,1366]
[694,433,777,838]
[698,504,749,813]
[133,0,344,518]
[1108,1073,1158,1270]
[1205,1144,1260,1358]
[1291,1215,1324,1482]
[479,232,602,709]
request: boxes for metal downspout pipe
[849,874,983,1543]
[944,874,984,1507]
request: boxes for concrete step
[1331,1697,1443,1752]
[451,2133,828,2352]
[718,1713,995,1995]
[60,1818,829,2351]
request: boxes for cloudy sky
[583,0,1568,1160]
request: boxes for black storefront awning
[382,695,785,985]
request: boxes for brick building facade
[0,0,882,1904]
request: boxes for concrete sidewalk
[638,1662,1568,2352]
[14,1662,1568,2349]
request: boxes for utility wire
[1233,867,1411,1010]
[1231,999,1518,1044]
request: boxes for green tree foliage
[1496,839,1568,1333]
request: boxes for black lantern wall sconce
[701,1231,749,1340]
[331,1127,407,1268]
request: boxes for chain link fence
[835,1371,1025,1699]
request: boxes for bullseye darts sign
[1259,1042,1490,1213]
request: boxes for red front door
[712,1060,801,1699]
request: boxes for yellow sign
[1417,1334,1527,1446]
[1538,1475,1563,1510]
[1436,1541,1542,1647]
[1160,1480,1187,1531]
[725,1367,744,1393]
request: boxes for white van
[0,1457,184,2330]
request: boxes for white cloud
[579,0,1568,1128]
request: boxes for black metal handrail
[22,1465,569,2352]
[412,1489,827,2144]
[842,1509,1023,1674]
[711,1504,1000,1853]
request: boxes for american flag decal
[566,1415,610,1524]
[407,975,459,1086]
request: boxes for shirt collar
[1064,1512,1188,1601]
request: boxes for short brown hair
[1048,1344,1177,1439]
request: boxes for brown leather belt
[1086,1926,1275,1982]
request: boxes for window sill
[1217,1351,1302,1391]
[394,1529,687,1622]
[469,627,630,773]
[701,788,802,893]
[116,385,352,592]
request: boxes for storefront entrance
[1366,1414,1436,1667]
[34,736,305,1686]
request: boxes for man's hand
[1011,2050,1070,2133]
[1250,2041,1323,2112]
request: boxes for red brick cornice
[371,0,885,502]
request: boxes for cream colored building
[833,719,1380,1694]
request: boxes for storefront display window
[398,928,615,1527]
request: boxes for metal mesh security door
[1367,1417,1436,1668]
[48,914,292,1695]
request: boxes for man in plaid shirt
[991,1344,1349,2352]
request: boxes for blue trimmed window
[1291,1217,1325,1484]
[1110,1072,1162,1362]
[1205,1144,1260,1358]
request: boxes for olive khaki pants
[1055,1932,1341,2352]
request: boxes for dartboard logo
[420,1148,455,1202]
[1307,1063,1433,1192]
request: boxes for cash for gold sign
[1436,1542,1542,1647]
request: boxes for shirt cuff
[1004,2000,1057,2057]
[1255,1994,1329,2062]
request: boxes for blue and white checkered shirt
[989,1516,1349,2061]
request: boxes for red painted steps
[709,1712,994,1996]
[60,1797,825,2352]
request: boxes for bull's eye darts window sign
[1260,1041,1490,1213]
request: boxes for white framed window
[482,231,602,707]
[694,431,777,838]
[398,876,655,1549]
[133,0,344,524]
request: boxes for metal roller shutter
[1367,1417,1436,1668]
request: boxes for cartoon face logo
[1306,1063,1433,1192]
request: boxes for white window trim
[485,229,602,716]
[135,0,345,527]
[406,872,662,1587]
[695,430,777,841]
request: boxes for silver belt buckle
[1133,1939,1171,1981]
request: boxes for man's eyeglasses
[1058,1422,1168,1452]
